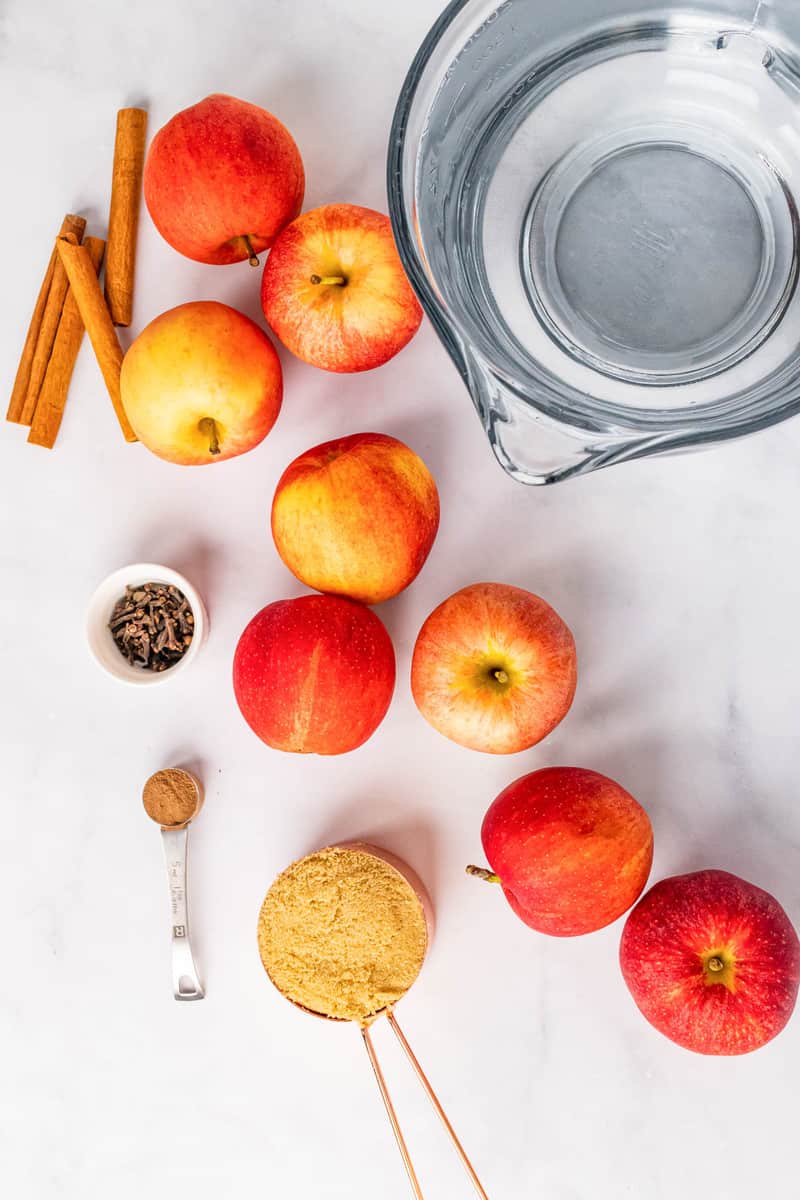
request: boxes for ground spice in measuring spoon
[142,768,201,828]
[258,846,429,1024]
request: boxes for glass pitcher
[388,1,800,483]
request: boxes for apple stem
[310,274,346,286]
[493,669,509,684]
[198,417,221,456]
[707,956,725,973]
[466,865,502,885]
[232,235,260,267]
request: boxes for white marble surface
[2,1,800,1196]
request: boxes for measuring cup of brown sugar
[257,843,490,1199]
[143,768,205,1001]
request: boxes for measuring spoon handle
[160,826,205,1001]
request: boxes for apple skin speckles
[232,595,396,755]
[271,432,440,604]
[620,869,800,1054]
[411,582,577,754]
[144,94,304,265]
[261,204,422,373]
[474,767,653,937]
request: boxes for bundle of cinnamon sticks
[6,107,148,448]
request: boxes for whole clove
[109,582,194,671]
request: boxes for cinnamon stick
[21,229,85,425]
[28,237,106,449]
[7,213,86,424]
[105,107,148,327]
[55,237,137,442]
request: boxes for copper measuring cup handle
[361,1011,490,1200]
[160,826,204,1001]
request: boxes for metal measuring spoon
[143,768,205,1001]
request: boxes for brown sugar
[257,846,428,1023]
[142,768,199,827]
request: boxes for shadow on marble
[305,793,442,910]
[129,533,222,612]
[678,807,800,923]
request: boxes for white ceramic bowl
[86,562,209,686]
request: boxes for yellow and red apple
[620,869,800,1054]
[144,94,304,265]
[232,594,395,755]
[260,203,422,372]
[120,300,282,465]
[271,432,440,604]
[411,582,577,753]
[469,767,653,935]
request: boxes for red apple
[620,869,800,1055]
[232,594,395,754]
[271,432,440,604]
[469,767,653,935]
[120,301,282,464]
[260,203,422,372]
[144,94,304,265]
[411,582,576,753]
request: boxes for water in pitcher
[392,2,800,480]
[432,21,800,409]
